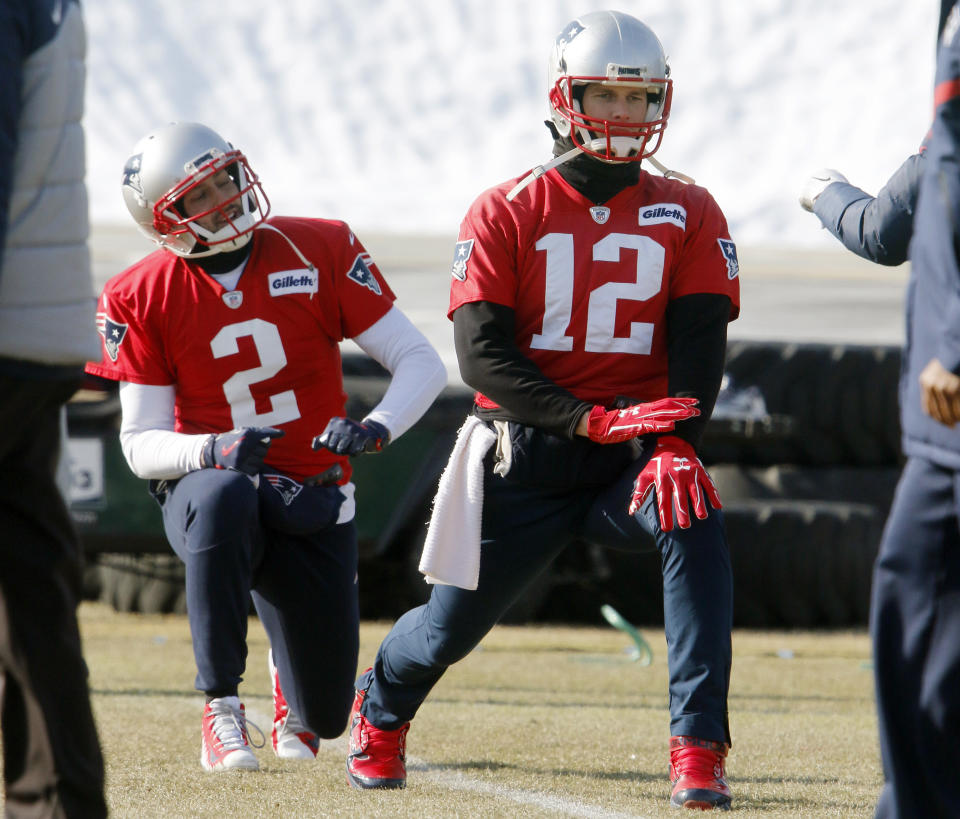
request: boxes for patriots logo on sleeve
[451,239,474,281]
[717,238,739,280]
[346,254,382,295]
[265,473,303,506]
[95,312,129,362]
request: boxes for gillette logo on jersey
[268,269,318,296]
[638,203,687,229]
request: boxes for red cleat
[669,735,732,810]
[346,683,409,789]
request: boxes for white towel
[418,415,497,589]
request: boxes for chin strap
[505,145,695,202]
[646,156,695,185]
[505,146,583,202]
[254,223,320,299]
[255,223,316,272]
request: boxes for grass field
[77,602,882,817]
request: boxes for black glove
[311,418,390,456]
[201,427,285,475]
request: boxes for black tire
[721,341,903,467]
[710,464,901,518]
[96,553,185,614]
[723,501,883,628]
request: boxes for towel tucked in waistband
[418,415,496,590]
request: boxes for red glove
[629,435,722,532]
[586,397,699,444]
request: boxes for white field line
[405,761,652,819]
[248,704,650,818]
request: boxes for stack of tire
[562,340,902,629]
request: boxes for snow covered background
[83,0,941,249]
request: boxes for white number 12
[530,232,664,355]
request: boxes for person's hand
[629,435,721,532]
[202,427,284,475]
[919,357,960,426]
[311,417,391,455]
[585,397,700,444]
[799,168,848,212]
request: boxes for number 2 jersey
[86,217,396,482]
[449,167,740,408]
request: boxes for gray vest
[0,1,99,366]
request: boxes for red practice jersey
[87,217,396,482]
[449,168,740,408]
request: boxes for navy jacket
[901,14,960,468]
[813,152,924,266]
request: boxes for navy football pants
[159,469,359,738]
[872,456,960,818]
[359,441,733,745]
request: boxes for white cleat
[269,649,319,760]
[201,696,261,772]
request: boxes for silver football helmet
[548,11,672,163]
[120,122,270,256]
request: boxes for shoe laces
[356,712,408,760]
[207,697,265,751]
[671,745,725,782]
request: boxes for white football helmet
[120,122,270,256]
[548,11,672,163]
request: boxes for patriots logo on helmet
[265,473,303,506]
[95,312,129,362]
[122,153,143,197]
[347,254,381,295]
[556,20,585,48]
[717,238,739,280]
[451,239,474,281]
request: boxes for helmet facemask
[153,149,270,257]
[550,68,672,164]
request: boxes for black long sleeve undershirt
[665,293,732,449]
[454,301,592,439]
[453,292,732,450]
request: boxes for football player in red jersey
[86,122,446,772]
[345,11,739,810]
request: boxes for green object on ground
[600,603,653,666]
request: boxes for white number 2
[530,232,664,355]
[210,319,301,428]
